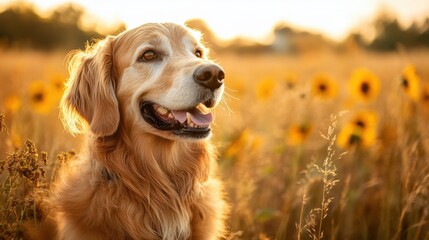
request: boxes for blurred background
[1,0,429,239]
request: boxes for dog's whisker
[224,87,240,101]
[218,96,234,116]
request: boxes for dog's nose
[193,64,225,90]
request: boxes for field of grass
[1,47,429,239]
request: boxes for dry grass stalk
[297,113,347,240]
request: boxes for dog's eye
[195,49,203,58]
[140,50,157,61]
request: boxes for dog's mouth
[139,101,213,138]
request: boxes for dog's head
[62,23,224,141]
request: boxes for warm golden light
[1,0,429,239]
[1,0,429,42]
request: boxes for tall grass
[1,48,429,239]
[0,114,46,238]
[215,49,429,239]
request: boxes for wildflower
[256,77,276,100]
[349,68,380,102]
[287,123,313,145]
[28,80,55,114]
[400,64,420,101]
[5,95,21,113]
[6,139,47,183]
[310,73,338,100]
[337,111,378,149]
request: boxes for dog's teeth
[197,103,211,114]
[168,113,174,119]
[157,106,169,115]
[186,113,192,125]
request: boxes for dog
[51,23,228,240]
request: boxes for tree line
[352,13,429,51]
[0,3,124,50]
[0,3,428,52]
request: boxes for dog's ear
[61,37,120,137]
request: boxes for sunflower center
[286,81,295,89]
[299,125,309,135]
[32,92,45,103]
[355,120,366,128]
[360,81,370,95]
[318,84,327,92]
[401,77,409,89]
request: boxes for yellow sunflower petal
[337,124,358,149]
[401,64,420,101]
[350,110,378,130]
[5,95,21,114]
[349,68,380,102]
[287,123,313,145]
[310,73,338,100]
[28,80,55,114]
[337,111,378,149]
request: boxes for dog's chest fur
[53,138,218,240]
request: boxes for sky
[2,0,429,42]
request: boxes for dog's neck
[88,131,213,198]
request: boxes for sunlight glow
[1,0,429,42]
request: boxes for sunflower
[287,123,313,145]
[28,80,55,114]
[5,95,21,114]
[350,110,377,130]
[400,64,420,101]
[256,77,276,101]
[337,111,378,149]
[349,68,380,102]
[310,73,338,100]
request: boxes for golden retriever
[51,23,228,240]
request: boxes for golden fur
[51,23,228,240]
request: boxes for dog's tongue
[171,108,213,126]
[190,110,213,126]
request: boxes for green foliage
[368,15,429,51]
